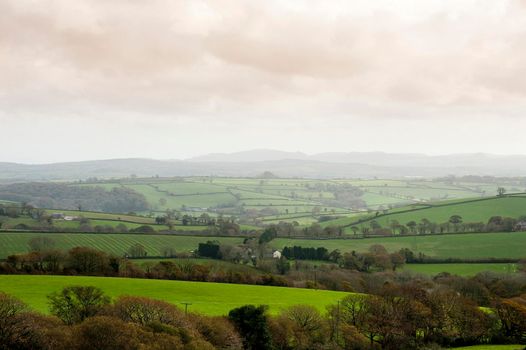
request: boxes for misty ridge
[2,149,526,182]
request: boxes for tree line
[0,183,149,213]
[353,214,526,237]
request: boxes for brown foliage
[110,296,189,328]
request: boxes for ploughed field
[0,275,349,316]
[0,233,244,259]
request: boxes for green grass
[126,184,237,210]
[0,233,244,258]
[57,210,156,224]
[154,182,229,195]
[0,275,350,316]
[271,231,526,259]
[370,196,526,227]
[404,263,518,276]
[450,345,525,350]
[319,195,526,232]
[13,178,526,232]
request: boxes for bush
[48,286,110,325]
[110,296,188,328]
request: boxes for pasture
[67,177,520,226]
[271,231,526,259]
[404,263,518,276]
[451,345,525,350]
[0,275,350,315]
[319,195,526,233]
[370,196,526,227]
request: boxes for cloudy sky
[2,0,526,163]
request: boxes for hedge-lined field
[0,233,244,258]
[451,345,525,350]
[0,275,350,315]
[404,263,518,276]
[370,196,526,227]
[271,231,526,259]
[318,195,526,233]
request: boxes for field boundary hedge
[340,195,524,228]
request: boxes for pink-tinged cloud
[1,0,526,162]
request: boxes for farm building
[272,250,282,259]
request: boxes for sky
[2,0,526,163]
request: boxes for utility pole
[314,269,317,290]
[335,300,340,345]
[181,302,192,315]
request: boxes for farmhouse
[515,221,526,231]
[272,250,282,259]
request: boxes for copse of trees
[258,222,343,239]
[0,183,149,213]
[282,246,329,261]
[197,241,222,259]
[281,245,406,272]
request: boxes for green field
[66,177,518,224]
[0,233,244,258]
[371,196,526,227]
[56,209,156,224]
[0,275,349,315]
[451,345,525,350]
[404,263,518,276]
[2,231,526,260]
[271,232,526,259]
[319,195,526,233]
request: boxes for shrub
[48,286,110,325]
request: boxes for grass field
[0,275,350,315]
[66,177,520,224]
[0,233,244,258]
[2,231,525,260]
[451,345,525,350]
[370,196,526,227]
[318,195,526,233]
[5,177,525,236]
[271,231,526,259]
[56,210,156,224]
[404,263,518,276]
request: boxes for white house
[272,250,282,259]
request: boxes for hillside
[0,275,349,315]
[271,231,526,259]
[6,151,526,181]
[328,195,526,233]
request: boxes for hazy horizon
[2,0,526,163]
[5,148,526,166]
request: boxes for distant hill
[2,150,526,181]
[187,149,308,162]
